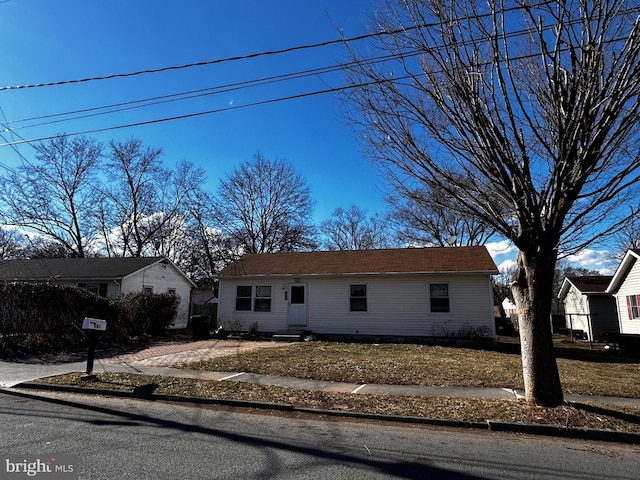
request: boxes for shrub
[0,283,179,356]
[0,282,121,355]
[114,291,179,338]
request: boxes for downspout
[113,278,122,296]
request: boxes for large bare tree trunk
[512,250,563,406]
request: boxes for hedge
[0,283,179,356]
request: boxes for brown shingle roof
[567,275,613,293]
[218,246,498,277]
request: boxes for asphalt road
[1,389,638,480]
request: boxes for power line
[0,31,398,92]
[0,83,364,147]
[2,51,416,132]
[3,0,635,133]
[1,2,636,147]
[0,0,556,92]
[1,29,636,149]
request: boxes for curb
[13,382,640,445]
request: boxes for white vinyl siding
[562,283,619,341]
[218,274,496,338]
[563,284,591,337]
[120,262,193,329]
[614,259,640,335]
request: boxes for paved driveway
[100,339,290,366]
[0,339,291,387]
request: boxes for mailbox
[82,317,107,331]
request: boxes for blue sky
[0,0,620,273]
[0,0,384,221]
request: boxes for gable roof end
[606,249,640,294]
[0,257,196,287]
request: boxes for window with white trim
[350,284,367,312]
[254,285,272,312]
[429,283,450,313]
[627,295,640,319]
[235,286,252,311]
[235,285,272,312]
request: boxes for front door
[288,284,307,327]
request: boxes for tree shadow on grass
[495,339,640,364]
[571,402,640,426]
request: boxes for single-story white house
[606,249,640,354]
[0,257,196,328]
[557,275,618,341]
[217,246,499,340]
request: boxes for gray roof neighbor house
[0,257,196,328]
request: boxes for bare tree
[0,135,102,257]
[345,0,640,406]
[320,205,393,250]
[102,138,204,257]
[184,188,238,284]
[214,152,317,254]
[0,227,24,259]
[387,183,496,247]
[613,209,640,257]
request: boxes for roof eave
[218,270,498,279]
[606,250,640,293]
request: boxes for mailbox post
[81,317,107,379]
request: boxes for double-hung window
[429,283,450,313]
[350,284,367,312]
[254,286,272,312]
[627,295,640,319]
[235,286,252,311]
[235,285,272,312]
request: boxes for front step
[272,330,311,342]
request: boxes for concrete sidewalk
[2,338,639,408]
[6,338,640,445]
[83,362,640,408]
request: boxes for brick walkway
[99,339,291,367]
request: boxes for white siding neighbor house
[217,246,498,340]
[558,276,618,341]
[0,257,196,328]
[606,249,640,354]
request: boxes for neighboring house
[606,249,640,353]
[217,246,499,340]
[0,257,196,328]
[557,276,618,341]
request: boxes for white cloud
[497,258,516,273]
[566,248,616,271]
[485,239,517,258]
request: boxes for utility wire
[2,51,418,131]
[0,83,365,147]
[3,1,637,131]
[0,31,407,91]
[1,2,636,147]
[0,0,556,92]
[1,27,637,149]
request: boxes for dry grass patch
[187,342,640,398]
[188,343,525,388]
[36,372,640,434]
